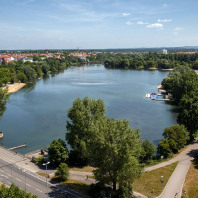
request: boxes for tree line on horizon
[103,53,198,70]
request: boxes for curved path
[158,140,198,198]
[68,140,198,198]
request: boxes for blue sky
[0,0,198,50]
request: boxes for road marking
[7,174,11,177]
[0,159,82,198]
[7,182,11,185]
[27,183,31,187]
[16,178,22,182]
[1,175,8,178]
[36,189,42,193]
[0,170,4,173]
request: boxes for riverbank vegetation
[162,66,198,140]
[0,55,85,119]
[103,53,198,70]
[157,125,189,158]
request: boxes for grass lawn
[37,172,49,178]
[133,162,178,198]
[69,166,95,172]
[183,158,198,198]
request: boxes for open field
[183,158,198,198]
[133,162,178,198]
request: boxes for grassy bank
[133,162,178,198]
[183,158,198,198]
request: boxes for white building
[162,49,168,54]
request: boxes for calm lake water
[0,64,177,154]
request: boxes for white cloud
[122,13,131,16]
[173,27,183,35]
[163,3,168,7]
[158,19,172,23]
[137,21,148,25]
[174,27,183,31]
[126,21,133,25]
[146,23,163,29]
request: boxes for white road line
[7,174,11,177]
[16,178,22,182]
[7,181,11,185]
[27,183,31,187]
[36,189,42,193]
[1,175,8,178]
[0,170,4,173]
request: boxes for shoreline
[7,83,26,93]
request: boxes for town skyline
[0,0,198,50]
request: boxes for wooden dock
[9,144,27,150]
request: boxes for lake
[0,64,178,154]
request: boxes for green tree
[17,72,28,82]
[48,139,69,166]
[0,87,7,120]
[163,125,189,152]
[55,163,69,180]
[162,66,198,105]
[66,97,106,161]
[140,139,156,164]
[177,95,198,140]
[157,138,173,158]
[157,125,189,158]
[0,183,37,198]
[90,118,142,197]
[193,59,198,69]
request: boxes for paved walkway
[0,146,40,173]
[145,139,198,172]
[158,140,198,198]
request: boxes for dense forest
[103,53,198,70]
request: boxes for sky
[0,0,198,50]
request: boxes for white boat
[0,132,3,138]
[146,93,151,98]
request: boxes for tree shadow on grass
[186,148,198,169]
[193,155,198,169]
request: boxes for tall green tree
[66,97,106,160]
[140,139,156,164]
[162,66,198,105]
[55,163,69,180]
[90,118,142,197]
[177,95,198,140]
[48,139,69,166]
[157,125,189,158]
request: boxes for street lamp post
[43,162,50,197]
[22,170,27,192]
[10,163,12,183]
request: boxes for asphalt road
[0,158,88,198]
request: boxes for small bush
[31,156,45,164]
[55,163,69,181]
